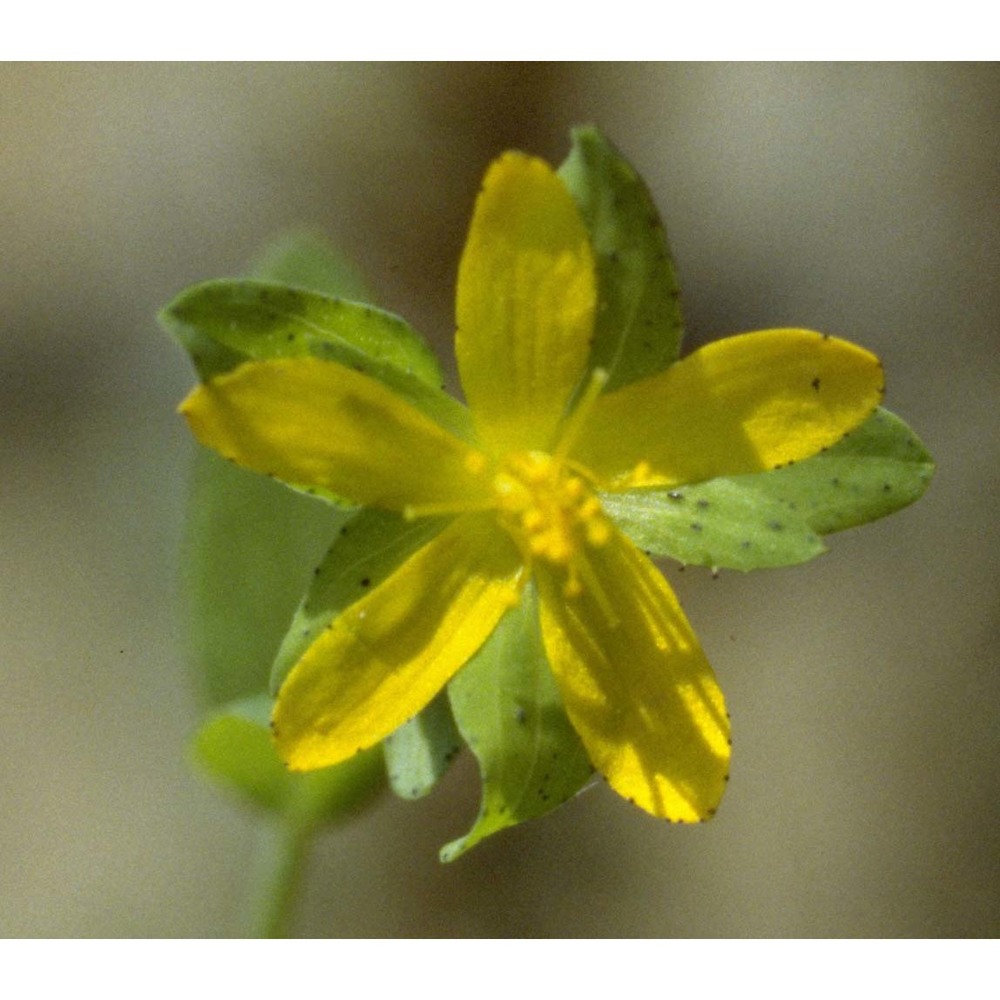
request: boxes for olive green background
[2,63,996,937]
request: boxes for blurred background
[2,63,997,937]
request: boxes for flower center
[493,450,610,596]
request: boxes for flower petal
[273,514,524,771]
[181,357,489,510]
[456,151,597,455]
[536,530,730,822]
[575,329,884,488]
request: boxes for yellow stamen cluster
[493,451,611,595]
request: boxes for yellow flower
[181,152,883,823]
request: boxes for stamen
[403,498,497,521]
[552,367,609,464]
[568,548,620,628]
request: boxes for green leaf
[190,695,293,812]
[161,279,436,380]
[269,507,447,694]
[182,451,351,703]
[602,407,934,572]
[602,478,826,571]
[442,583,595,862]
[558,125,684,392]
[191,693,385,828]
[248,230,370,299]
[384,691,462,801]
[749,407,935,535]
[160,281,473,442]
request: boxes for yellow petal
[456,151,597,456]
[537,529,730,822]
[575,329,884,488]
[273,514,524,771]
[181,357,489,510]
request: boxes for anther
[464,451,488,475]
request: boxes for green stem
[249,816,311,938]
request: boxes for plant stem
[249,816,311,938]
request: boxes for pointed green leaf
[442,583,595,862]
[191,694,293,812]
[748,407,935,535]
[602,407,934,571]
[183,451,352,703]
[160,281,473,442]
[161,279,437,381]
[384,690,462,800]
[270,508,447,694]
[602,478,826,571]
[558,125,684,392]
[248,230,370,299]
[191,693,385,828]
